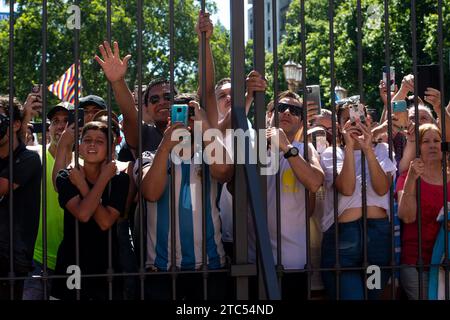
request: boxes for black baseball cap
[79,95,107,110]
[47,102,73,120]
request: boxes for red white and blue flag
[48,63,82,104]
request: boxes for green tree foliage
[275,0,450,117]
[0,0,230,111]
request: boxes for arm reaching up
[95,41,140,149]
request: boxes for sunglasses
[277,103,303,117]
[149,92,171,104]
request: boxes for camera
[0,114,10,140]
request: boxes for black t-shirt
[0,143,41,273]
[142,123,163,153]
[52,169,129,300]
[118,123,163,162]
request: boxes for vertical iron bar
[383,0,396,300]
[41,0,49,300]
[106,0,113,301]
[328,0,340,301]
[231,0,250,300]
[411,0,423,300]
[271,0,282,300]
[356,0,368,300]
[74,0,81,301]
[231,1,280,299]
[254,0,267,300]
[169,0,177,301]
[8,0,15,301]
[136,0,145,300]
[437,0,448,300]
[200,0,208,301]
[299,0,311,300]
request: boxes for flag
[48,63,82,104]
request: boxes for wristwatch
[283,146,299,159]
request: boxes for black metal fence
[1,0,449,301]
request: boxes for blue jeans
[321,218,391,300]
[22,260,54,300]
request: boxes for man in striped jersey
[136,98,233,300]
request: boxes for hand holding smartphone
[392,100,408,130]
[417,64,440,102]
[306,85,322,115]
[349,104,366,125]
[170,104,195,126]
[383,67,395,92]
[68,109,85,128]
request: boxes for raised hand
[59,123,75,150]
[160,122,189,152]
[23,93,42,119]
[424,87,441,115]
[354,121,374,153]
[379,79,398,106]
[95,41,131,84]
[400,74,414,95]
[196,11,213,40]
[341,120,359,149]
[246,70,267,97]
[404,121,416,143]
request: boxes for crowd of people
[0,11,450,301]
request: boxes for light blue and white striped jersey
[135,152,225,271]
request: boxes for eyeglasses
[277,103,303,117]
[149,92,171,104]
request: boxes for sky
[211,0,249,41]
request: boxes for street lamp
[283,60,302,92]
[334,84,348,102]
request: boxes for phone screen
[417,64,440,101]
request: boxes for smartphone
[68,109,84,128]
[30,121,49,134]
[392,100,408,129]
[349,104,366,124]
[171,104,189,126]
[417,64,440,102]
[306,85,322,114]
[31,84,43,100]
[382,66,395,92]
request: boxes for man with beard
[22,102,72,299]
[0,96,41,300]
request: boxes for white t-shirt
[320,143,397,232]
[249,142,319,270]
